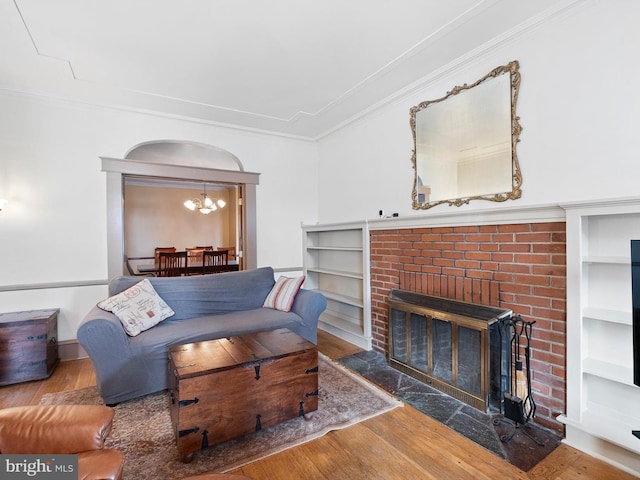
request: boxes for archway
[102,140,260,279]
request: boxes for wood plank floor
[0,330,635,480]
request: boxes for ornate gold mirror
[411,61,522,210]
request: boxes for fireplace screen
[388,290,512,412]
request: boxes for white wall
[316,0,640,223]
[124,184,232,258]
[0,94,318,340]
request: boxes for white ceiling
[1,0,571,140]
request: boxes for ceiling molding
[5,0,584,140]
[314,0,583,141]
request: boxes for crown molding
[313,0,583,141]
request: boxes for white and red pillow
[262,276,305,312]
[97,278,175,336]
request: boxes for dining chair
[185,248,205,274]
[157,251,188,277]
[196,245,214,250]
[217,246,236,260]
[202,250,229,274]
[154,247,176,268]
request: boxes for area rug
[40,352,402,479]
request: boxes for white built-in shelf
[582,307,632,325]
[583,255,629,264]
[302,221,371,350]
[583,358,634,386]
[559,404,640,456]
[306,246,363,252]
[319,311,364,336]
[305,266,364,280]
[307,289,363,308]
[562,200,640,475]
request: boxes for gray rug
[40,352,402,479]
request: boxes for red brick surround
[370,222,566,432]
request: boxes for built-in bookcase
[302,221,371,349]
[560,199,640,475]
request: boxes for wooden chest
[168,328,318,462]
[0,309,59,386]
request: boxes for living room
[1,1,640,478]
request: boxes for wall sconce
[184,184,226,215]
[0,198,7,211]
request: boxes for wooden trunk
[168,328,318,461]
[0,309,59,386]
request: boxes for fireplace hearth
[388,289,513,412]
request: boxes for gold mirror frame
[410,60,522,210]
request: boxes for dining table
[136,259,239,275]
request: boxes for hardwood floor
[0,331,635,480]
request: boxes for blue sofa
[77,267,326,405]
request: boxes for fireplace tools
[497,314,544,446]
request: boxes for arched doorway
[102,140,260,279]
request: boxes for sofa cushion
[108,267,276,321]
[98,278,175,336]
[263,275,305,312]
[131,308,302,350]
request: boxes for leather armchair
[0,404,124,480]
[181,475,253,480]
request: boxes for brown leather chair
[0,404,124,480]
[181,474,253,480]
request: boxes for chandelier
[184,184,226,215]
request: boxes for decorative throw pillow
[97,278,175,336]
[263,275,305,312]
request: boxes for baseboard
[563,424,640,477]
[318,323,372,350]
[58,339,88,361]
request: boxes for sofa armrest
[77,306,132,391]
[0,405,114,454]
[291,288,327,344]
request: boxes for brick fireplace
[369,222,566,432]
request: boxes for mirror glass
[411,61,522,209]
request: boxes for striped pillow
[263,276,305,312]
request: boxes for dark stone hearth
[339,350,562,472]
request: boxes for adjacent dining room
[123,176,242,277]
